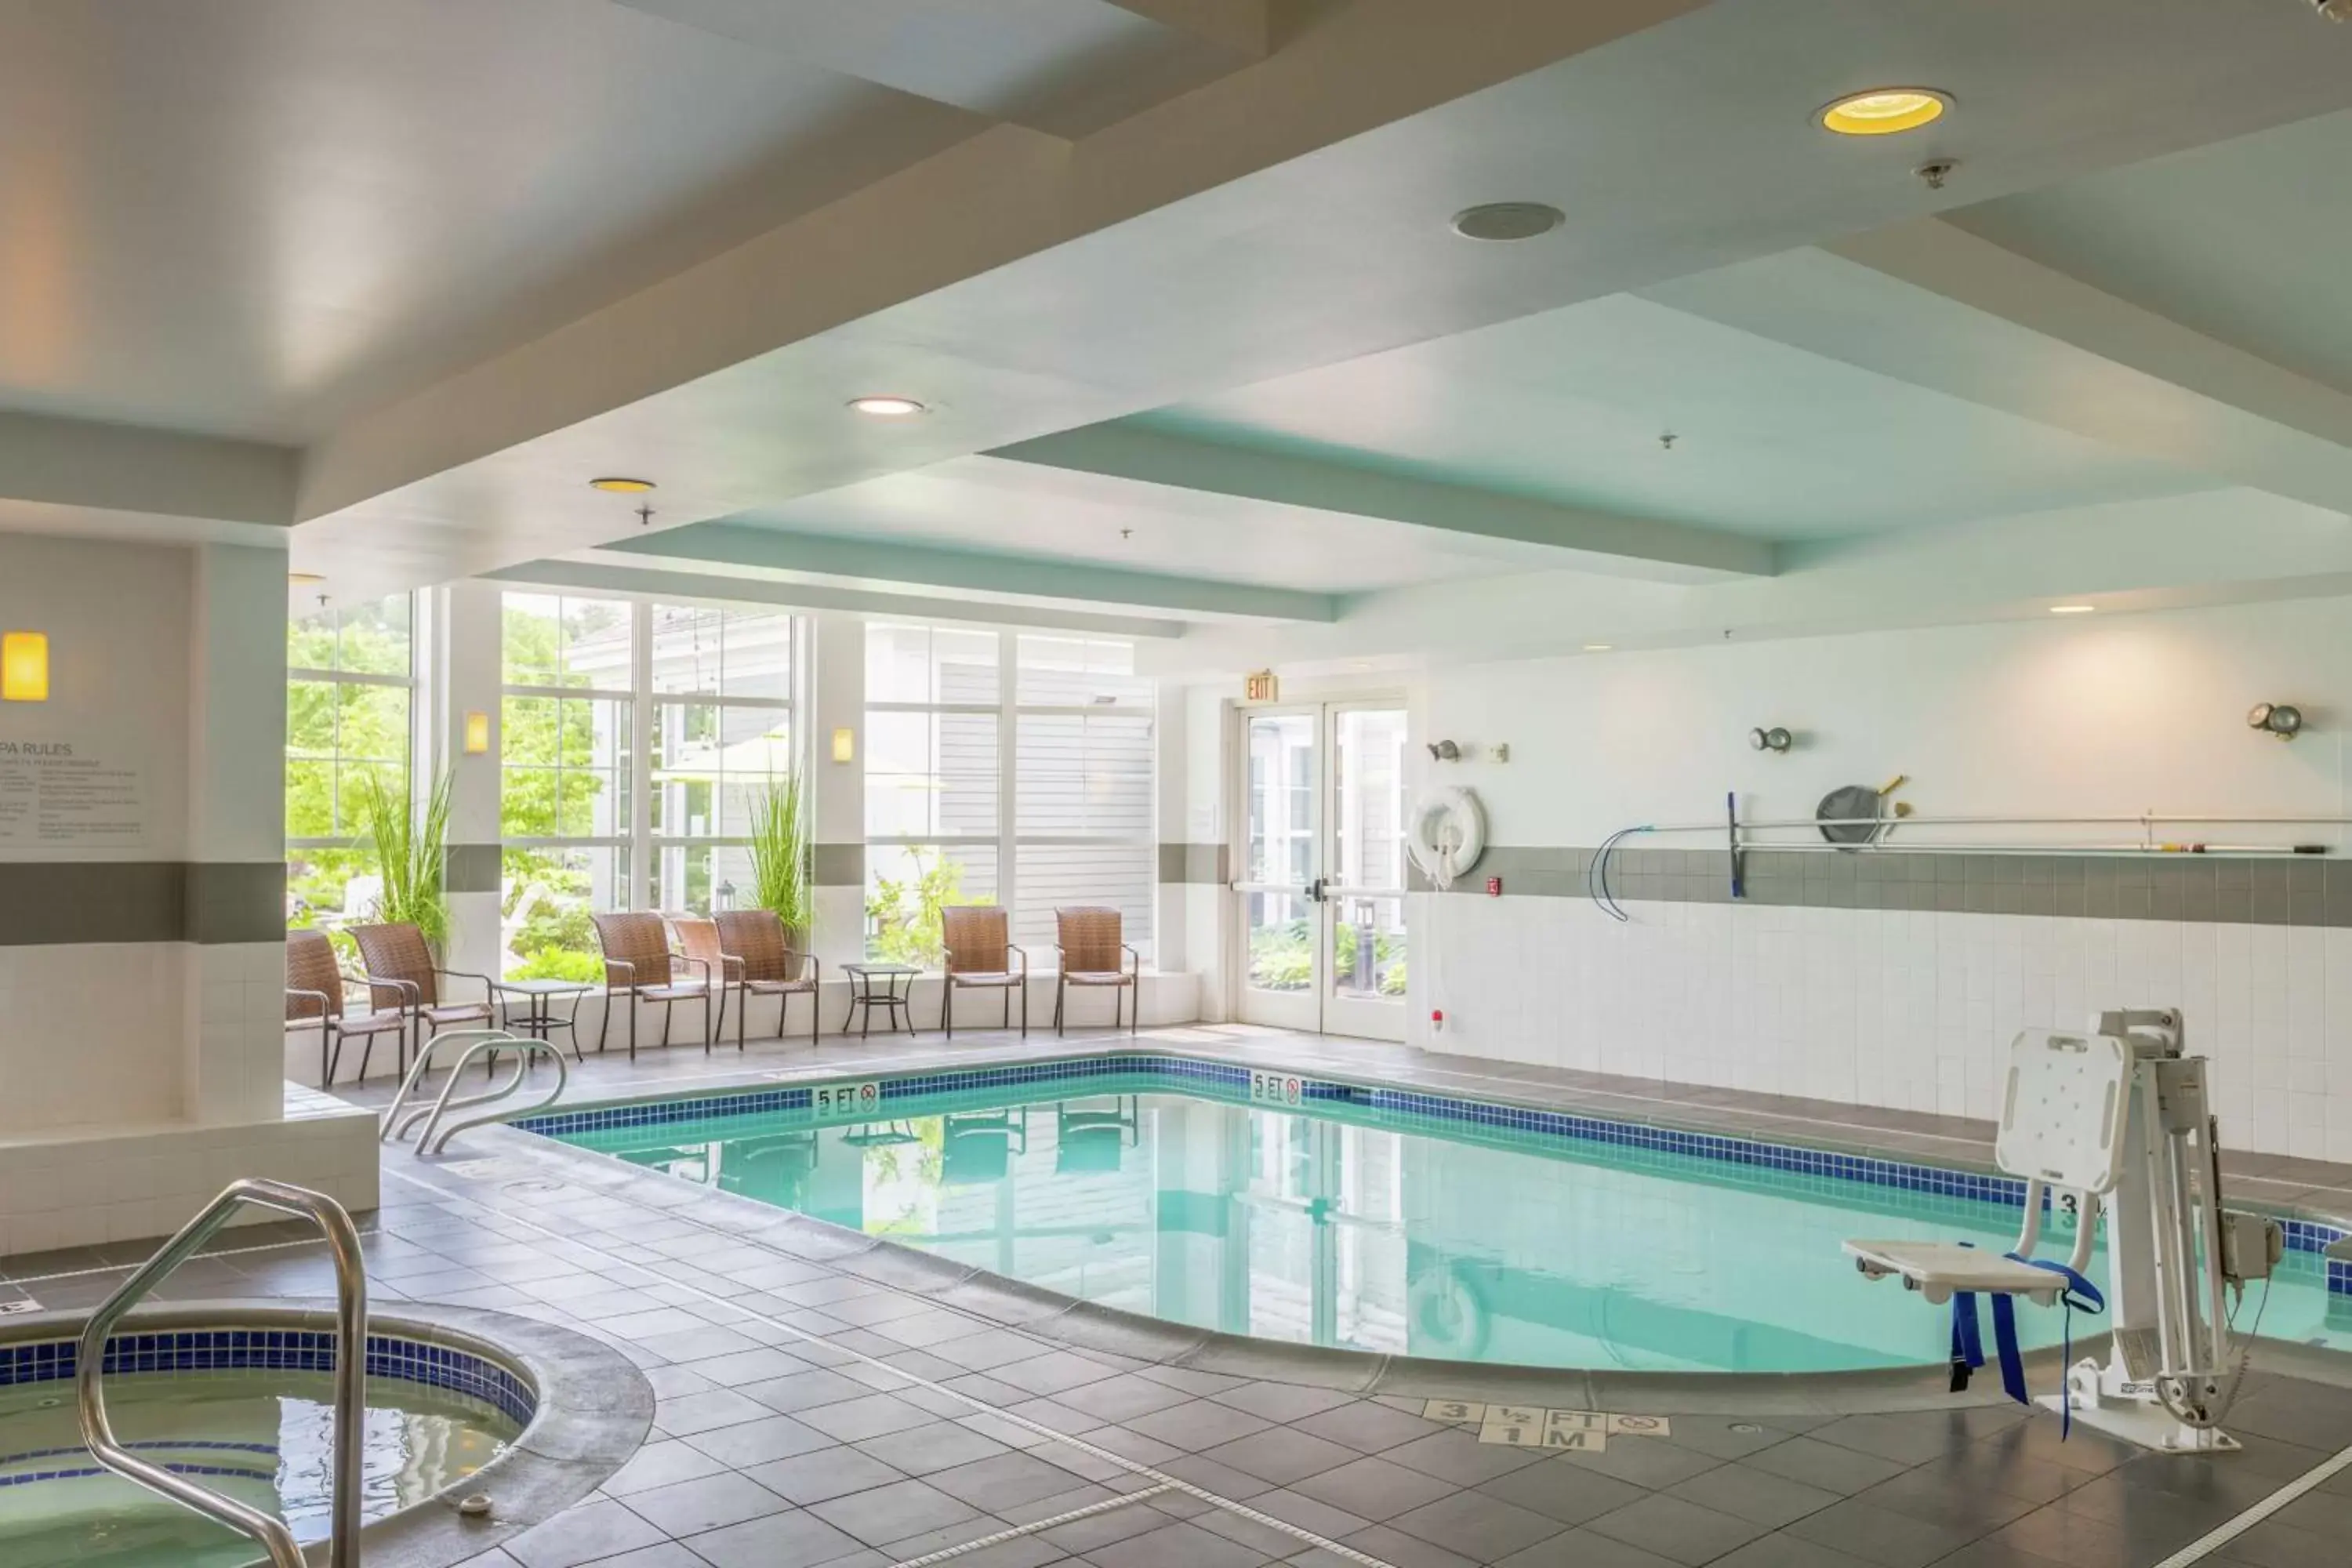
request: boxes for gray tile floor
[8,1020,2352,1568]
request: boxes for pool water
[0,1367,517,1567]
[554,1073,2352,1374]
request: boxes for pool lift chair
[1845,1010,2282,1454]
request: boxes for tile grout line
[383,1166,1403,1568]
[887,1483,1173,1568]
[2147,1436,2352,1568]
[2,1228,392,1287]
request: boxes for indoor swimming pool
[0,1331,526,1567]
[535,1058,2352,1376]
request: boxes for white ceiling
[283,0,2352,593]
[1951,107,2352,403]
[6,0,2352,657]
[0,0,974,441]
[1122,292,2221,541]
[720,454,1525,591]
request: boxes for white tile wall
[1414,893,2352,1161]
[0,1102,379,1255]
[187,940,289,1124]
[0,939,287,1135]
[0,942,187,1134]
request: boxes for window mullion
[631,599,654,908]
[997,628,1016,934]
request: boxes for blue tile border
[0,1329,536,1431]
[0,1459,281,1490]
[517,1051,2352,1297]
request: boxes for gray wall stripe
[0,861,284,946]
[1419,845,2352,927]
[813,843,866,887]
[1157,844,1229,884]
[446,844,503,895]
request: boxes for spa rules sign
[0,740,145,847]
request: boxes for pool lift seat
[1846,1011,2280,1455]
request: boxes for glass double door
[1236,703,1409,1040]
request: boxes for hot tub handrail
[77,1178,367,1568]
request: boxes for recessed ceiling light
[589,477,656,494]
[287,571,325,586]
[2049,604,2096,615]
[849,396,926,417]
[1450,202,1566,241]
[1583,643,1613,652]
[1818,88,1951,136]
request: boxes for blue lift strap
[1947,1250,2105,1438]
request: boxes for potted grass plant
[361,768,452,953]
[747,771,813,948]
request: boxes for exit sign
[1244,670,1279,702]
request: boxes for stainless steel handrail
[78,1178,367,1568]
[381,1029,516,1144]
[412,1033,568,1155]
[381,1028,567,1156]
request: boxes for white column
[809,612,866,978]
[185,541,289,1123]
[1183,686,1234,1022]
[1154,679,1189,975]
[437,582,505,990]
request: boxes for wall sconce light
[1,632,48,702]
[1425,739,1461,762]
[832,727,856,764]
[2249,702,2304,742]
[1748,726,1795,753]
[463,710,492,755]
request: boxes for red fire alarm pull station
[1486,876,1502,897]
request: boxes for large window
[864,624,1000,964]
[499,593,797,978]
[650,602,793,914]
[286,595,413,934]
[1013,634,1153,958]
[500,593,636,979]
[866,623,1152,966]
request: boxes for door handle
[1308,877,1328,903]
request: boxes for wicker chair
[1054,906,1138,1036]
[942,905,1025,1039]
[285,929,406,1085]
[592,911,714,1058]
[712,909,820,1050]
[349,922,495,1072]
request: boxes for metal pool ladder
[381,1028,569,1156]
[77,1178,368,1568]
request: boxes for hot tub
[0,1306,647,1568]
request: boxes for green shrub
[508,946,605,983]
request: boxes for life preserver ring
[1407,786,1486,889]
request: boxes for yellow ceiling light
[1818,88,1951,136]
[2049,604,2096,615]
[848,396,926,418]
[589,477,656,494]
